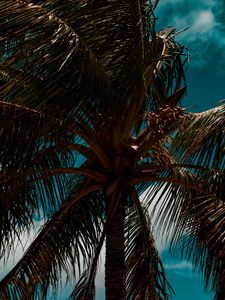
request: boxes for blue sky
[156,0,225,112]
[154,1,224,300]
[1,0,224,299]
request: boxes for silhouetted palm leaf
[125,191,173,299]
[0,184,104,300]
[172,104,225,169]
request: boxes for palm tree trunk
[105,195,126,300]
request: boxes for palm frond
[0,125,83,256]
[122,27,187,139]
[172,170,225,300]
[0,89,115,256]
[0,185,104,300]
[70,229,106,300]
[178,194,225,300]
[172,104,225,169]
[125,190,173,299]
[144,28,187,113]
[40,0,157,105]
[0,101,43,170]
[142,164,225,300]
[0,101,45,255]
[0,0,113,118]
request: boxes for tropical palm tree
[0,0,224,299]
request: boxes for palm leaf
[0,0,113,118]
[144,28,187,113]
[123,28,187,139]
[0,125,82,256]
[40,0,156,105]
[0,184,104,300]
[172,104,225,169]
[125,190,173,299]
[173,170,225,300]
[0,101,45,255]
[143,164,225,299]
[70,228,106,300]
[179,194,225,300]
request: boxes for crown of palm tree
[0,0,224,299]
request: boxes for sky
[156,0,225,111]
[1,0,225,299]
[153,1,224,300]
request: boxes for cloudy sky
[156,0,225,111]
[153,1,224,299]
[2,0,225,299]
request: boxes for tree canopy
[0,0,224,299]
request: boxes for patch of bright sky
[160,249,213,300]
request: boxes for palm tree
[0,0,224,299]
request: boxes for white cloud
[164,259,198,278]
[169,9,215,41]
[156,0,225,69]
[158,0,215,8]
[194,10,214,33]
[164,260,192,271]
